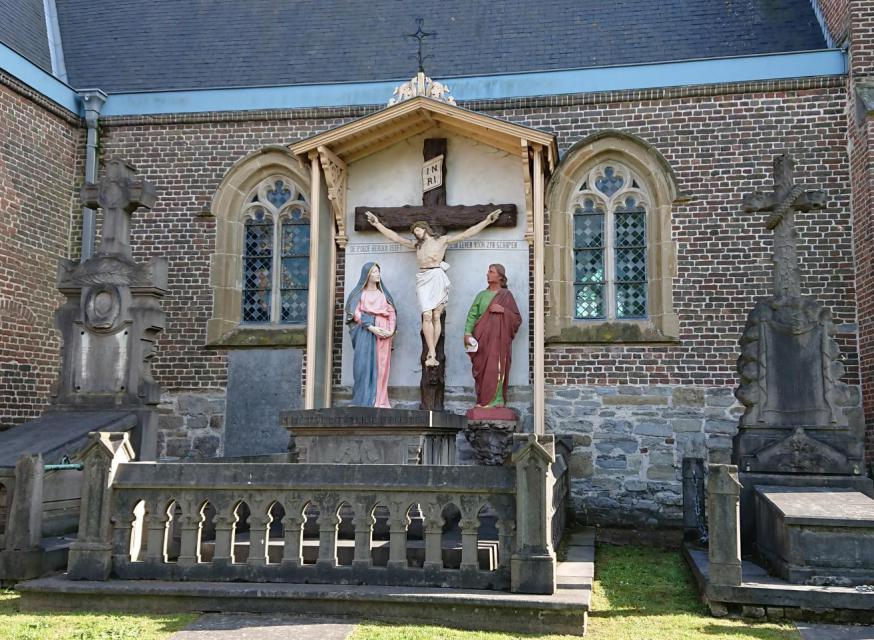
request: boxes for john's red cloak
[470,288,522,406]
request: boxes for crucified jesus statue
[365,208,501,367]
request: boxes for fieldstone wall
[157,391,227,459]
[546,384,743,528]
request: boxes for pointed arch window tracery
[242,177,310,324]
[571,162,649,320]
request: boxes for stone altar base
[755,486,874,586]
[464,407,519,466]
[281,408,465,465]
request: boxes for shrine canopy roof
[289,96,558,170]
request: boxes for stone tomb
[755,486,874,586]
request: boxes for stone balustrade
[68,432,561,594]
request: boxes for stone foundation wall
[546,384,742,528]
[157,391,227,459]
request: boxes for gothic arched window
[241,177,310,324]
[571,163,649,320]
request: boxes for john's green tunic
[465,289,504,406]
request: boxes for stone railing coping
[112,462,514,493]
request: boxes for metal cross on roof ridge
[406,17,436,73]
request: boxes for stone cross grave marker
[81,159,157,258]
[741,154,826,299]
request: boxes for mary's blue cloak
[344,262,396,407]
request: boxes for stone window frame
[545,131,682,344]
[207,146,311,348]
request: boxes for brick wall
[847,1,874,462]
[503,83,857,390]
[0,77,82,428]
[817,0,850,45]
[96,113,363,395]
[97,80,860,485]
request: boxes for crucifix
[357,138,517,410]
[742,154,826,300]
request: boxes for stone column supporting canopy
[67,432,135,580]
[707,464,743,587]
[510,433,557,594]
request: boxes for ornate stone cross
[81,159,157,258]
[742,154,826,299]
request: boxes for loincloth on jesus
[415,262,451,313]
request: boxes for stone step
[17,570,590,636]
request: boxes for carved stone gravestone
[733,155,864,476]
[731,153,874,561]
[52,159,167,458]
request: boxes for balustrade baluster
[144,501,168,564]
[177,500,202,566]
[387,504,409,570]
[281,509,303,567]
[496,519,513,569]
[460,517,479,571]
[317,504,339,568]
[423,521,442,571]
[352,507,374,569]
[212,513,235,565]
[248,514,270,566]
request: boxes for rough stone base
[684,545,874,624]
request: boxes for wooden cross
[80,159,157,258]
[742,154,826,299]
[354,138,517,234]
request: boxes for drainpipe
[78,89,107,260]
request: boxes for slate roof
[46,0,828,93]
[0,0,51,73]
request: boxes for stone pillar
[3,454,44,551]
[67,432,135,580]
[510,433,556,594]
[707,463,743,587]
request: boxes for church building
[1,0,873,531]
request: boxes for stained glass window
[242,209,273,323]
[241,177,310,324]
[572,164,648,320]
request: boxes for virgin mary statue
[345,262,397,408]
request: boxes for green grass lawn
[0,589,194,640]
[350,545,801,640]
[0,544,800,640]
